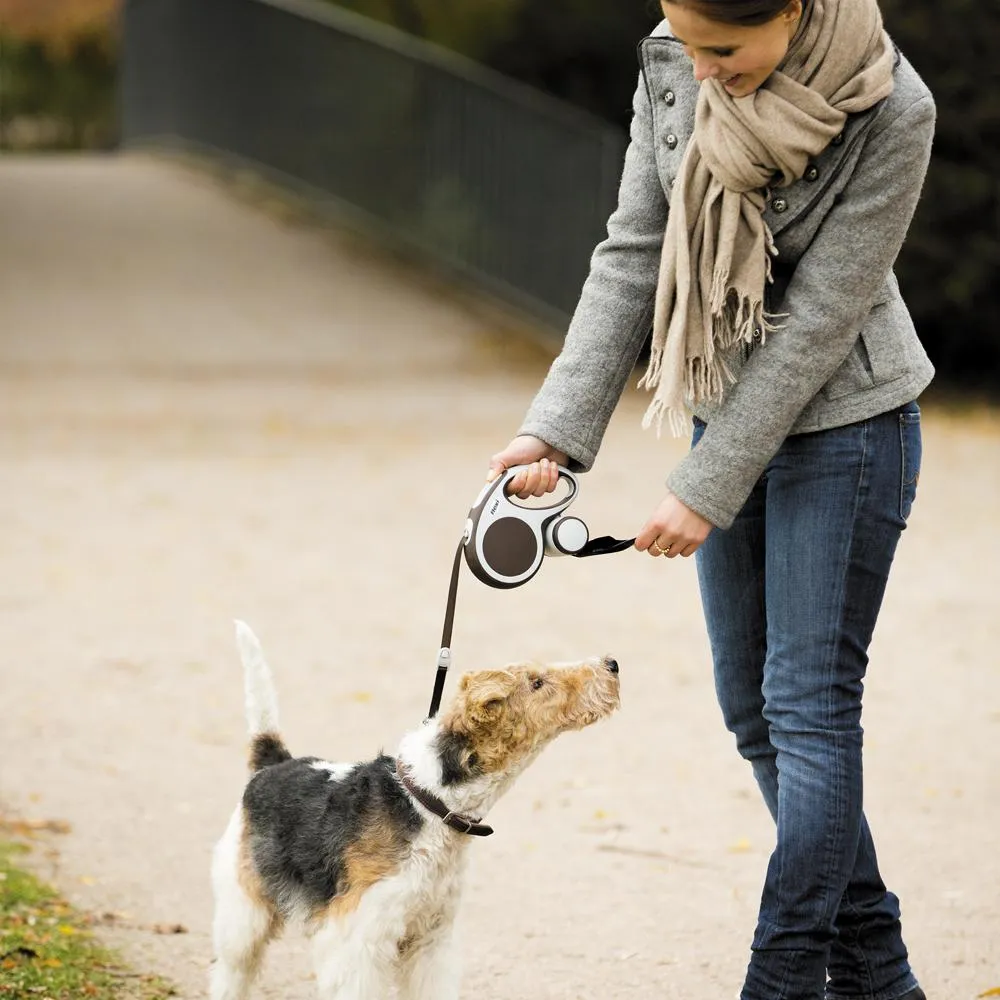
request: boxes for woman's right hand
[487,435,569,499]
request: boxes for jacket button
[771,197,788,213]
[805,165,820,182]
[664,91,676,106]
[665,134,678,149]
[832,132,845,146]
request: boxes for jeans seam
[819,419,869,962]
[834,883,876,996]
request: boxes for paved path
[1,153,998,999]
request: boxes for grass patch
[0,838,175,999]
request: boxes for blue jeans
[693,403,923,1000]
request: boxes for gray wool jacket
[519,19,936,530]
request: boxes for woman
[487,1,934,998]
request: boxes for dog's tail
[234,620,292,771]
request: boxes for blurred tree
[330,0,523,61]
[0,0,119,149]
[0,0,119,52]
[485,0,659,126]
[879,0,1000,386]
[325,0,658,123]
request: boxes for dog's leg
[310,915,400,1000]
[209,810,276,1000]
[396,928,461,1000]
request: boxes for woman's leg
[820,405,923,1000]
[694,407,922,1000]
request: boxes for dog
[209,621,620,999]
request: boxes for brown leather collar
[394,762,494,837]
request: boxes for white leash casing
[462,465,589,590]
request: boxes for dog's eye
[531,677,544,690]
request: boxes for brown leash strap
[427,536,465,720]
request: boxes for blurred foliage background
[1,0,996,389]
[0,0,118,148]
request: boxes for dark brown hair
[663,0,795,27]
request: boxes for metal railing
[120,0,627,333]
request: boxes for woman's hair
[663,0,795,27]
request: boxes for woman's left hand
[635,491,714,559]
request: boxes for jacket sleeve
[667,93,936,529]
[518,73,668,471]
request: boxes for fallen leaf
[728,838,753,853]
[79,875,97,885]
[0,816,71,836]
[151,923,188,935]
[263,414,291,435]
[977,989,1000,998]
[349,691,372,703]
[27,817,72,834]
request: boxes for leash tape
[427,536,465,719]
[573,535,636,557]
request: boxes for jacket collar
[636,35,899,236]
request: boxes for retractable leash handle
[464,465,580,589]
[426,465,634,719]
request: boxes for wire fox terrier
[210,621,620,1000]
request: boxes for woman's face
[661,1,803,97]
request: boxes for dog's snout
[605,658,619,675]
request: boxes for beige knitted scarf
[639,0,895,436]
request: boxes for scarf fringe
[640,287,788,438]
[640,395,690,439]
[640,349,738,438]
[637,349,661,391]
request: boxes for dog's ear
[459,670,517,725]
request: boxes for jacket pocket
[821,335,878,400]
[821,300,898,401]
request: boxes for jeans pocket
[899,402,922,522]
